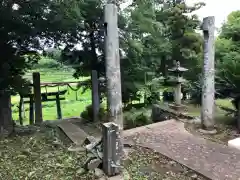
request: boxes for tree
[0,0,85,135]
[60,0,204,106]
[215,11,240,129]
[119,0,204,103]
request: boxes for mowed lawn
[11,58,91,124]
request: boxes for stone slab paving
[123,120,240,180]
[56,119,240,180]
[57,121,88,145]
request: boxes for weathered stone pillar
[201,16,215,130]
[174,83,181,106]
[0,92,13,136]
[104,1,123,177]
[104,3,123,128]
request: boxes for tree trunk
[90,30,98,72]
[201,16,215,130]
[160,56,167,77]
[0,93,13,136]
[90,30,101,105]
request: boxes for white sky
[186,0,240,27]
[121,0,240,28]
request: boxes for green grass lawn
[12,57,91,124]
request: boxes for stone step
[57,121,89,145]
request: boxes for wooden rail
[18,72,89,125]
[18,71,99,125]
[40,81,89,86]
[19,90,67,125]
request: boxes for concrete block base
[228,137,240,150]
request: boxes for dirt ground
[0,125,209,180]
[185,122,240,145]
[125,146,208,180]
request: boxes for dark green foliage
[58,0,204,105]
[80,104,107,122]
[43,48,62,63]
[214,10,240,128]
[33,57,64,70]
[123,108,151,129]
[0,0,85,95]
[0,0,90,130]
[163,91,174,102]
[216,11,240,101]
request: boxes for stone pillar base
[198,128,217,135]
[228,137,240,151]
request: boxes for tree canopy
[0,0,84,94]
[58,0,205,103]
[216,11,240,98]
[3,0,226,132]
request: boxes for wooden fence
[18,72,90,125]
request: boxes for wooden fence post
[102,122,121,176]
[91,70,100,121]
[33,72,43,124]
[18,96,24,125]
[56,94,62,120]
[29,95,34,125]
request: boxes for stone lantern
[168,60,188,111]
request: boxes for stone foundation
[169,103,187,112]
[228,137,240,150]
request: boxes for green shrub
[81,104,151,128]
[80,104,107,122]
[124,107,151,129]
[33,57,63,69]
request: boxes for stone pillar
[104,3,123,128]
[104,1,123,176]
[201,16,215,130]
[174,83,181,106]
[102,122,120,176]
[0,93,13,136]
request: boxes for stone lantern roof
[167,61,188,84]
[168,61,188,73]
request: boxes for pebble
[76,168,86,175]
[191,174,198,179]
[94,168,105,178]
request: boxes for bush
[162,91,174,102]
[33,57,63,69]
[80,104,107,122]
[43,48,62,61]
[81,104,151,129]
[124,107,151,129]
